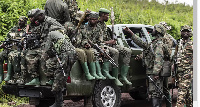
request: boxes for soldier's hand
[135,54,142,61]
[123,27,134,36]
[153,75,159,80]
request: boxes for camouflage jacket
[65,0,78,22]
[97,21,112,41]
[44,0,70,24]
[76,24,103,47]
[163,33,174,58]
[131,34,164,75]
[177,38,193,72]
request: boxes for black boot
[50,91,63,107]
[152,98,161,107]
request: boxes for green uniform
[65,0,79,23]
[44,0,70,25]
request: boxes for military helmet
[159,21,171,30]
[154,24,166,36]
[99,8,110,14]
[19,16,28,22]
[75,11,84,21]
[89,11,99,19]
[180,25,192,32]
[27,8,45,18]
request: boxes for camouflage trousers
[176,70,193,107]
[75,48,95,63]
[21,49,46,78]
[0,50,8,63]
[8,50,21,78]
[46,57,66,92]
[103,45,132,66]
[148,75,163,99]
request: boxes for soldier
[159,21,174,107]
[44,0,70,25]
[98,8,132,86]
[0,16,27,84]
[176,25,193,107]
[65,0,79,24]
[74,11,105,80]
[44,16,76,107]
[4,16,28,84]
[123,24,167,107]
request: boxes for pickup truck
[2,24,176,107]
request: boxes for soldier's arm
[152,42,164,75]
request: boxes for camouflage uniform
[65,0,79,23]
[160,22,174,107]
[125,24,166,107]
[176,25,193,107]
[0,16,27,84]
[98,8,132,86]
[44,0,70,25]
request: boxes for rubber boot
[0,64,4,84]
[102,62,115,79]
[112,67,123,86]
[152,98,161,107]
[25,77,40,86]
[81,62,95,80]
[166,94,172,107]
[89,62,102,79]
[95,61,106,80]
[120,65,132,85]
[4,63,12,82]
[50,91,63,107]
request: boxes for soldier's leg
[16,50,27,84]
[50,69,66,107]
[163,77,172,107]
[0,50,8,83]
[108,46,123,86]
[83,48,102,79]
[149,75,163,107]
[116,45,132,85]
[100,46,115,80]
[76,48,95,80]
[46,57,57,85]
[25,50,40,86]
[5,51,14,83]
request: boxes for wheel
[93,80,121,107]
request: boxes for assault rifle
[51,42,67,77]
[22,32,41,50]
[147,76,172,104]
[70,9,88,44]
[0,39,21,49]
[87,38,118,68]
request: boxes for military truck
[2,24,176,107]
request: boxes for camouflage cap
[159,21,171,30]
[180,25,192,32]
[75,11,84,21]
[19,16,28,21]
[27,8,45,18]
[154,24,166,36]
[89,11,99,19]
[99,8,110,14]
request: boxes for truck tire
[92,80,121,107]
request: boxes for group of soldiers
[0,0,193,107]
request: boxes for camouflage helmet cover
[75,11,84,21]
[180,25,192,32]
[89,11,99,19]
[159,21,171,30]
[28,8,45,18]
[19,16,28,21]
[154,24,166,36]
